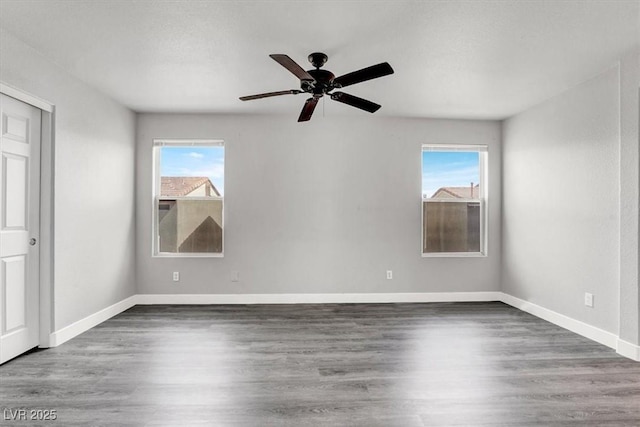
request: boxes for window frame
[152,138,225,258]
[421,144,488,258]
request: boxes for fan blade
[239,90,301,101]
[298,97,319,122]
[333,62,394,88]
[270,54,315,82]
[330,92,381,113]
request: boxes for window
[422,144,487,256]
[153,139,224,257]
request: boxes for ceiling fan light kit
[239,52,394,122]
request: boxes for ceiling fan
[239,52,394,122]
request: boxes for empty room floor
[1,302,640,426]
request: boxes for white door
[0,94,41,364]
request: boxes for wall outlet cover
[585,292,594,307]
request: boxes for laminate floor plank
[1,302,639,426]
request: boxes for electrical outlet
[173,272,180,282]
[231,270,240,282]
[386,270,393,280]
[584,292,594,308]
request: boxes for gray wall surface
[618,49,640,344]
[136,114,501,295]
[502,66,620,334]
[0,29,137,330]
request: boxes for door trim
[0,82,55,348]
[0,83,53,113]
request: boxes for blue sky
[160,146,225,195]
[422,151,479,198]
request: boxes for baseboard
[617,339,640,361]
[135,291,503,305]
[49,295,137,347]
[499,292,619,349]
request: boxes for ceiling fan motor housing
[304,69,336,95]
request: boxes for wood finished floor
[1,302,640,426]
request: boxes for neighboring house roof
[431,184,480,199]
[161,177,220,197]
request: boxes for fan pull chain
[323,96,325,118]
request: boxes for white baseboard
[49,295,137,347]
[136,291,503,305]
[617,339,640,361]
[499,292,619,349]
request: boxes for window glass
[154,142,224,256]
[422,146,486,255]
[422,151,479,200]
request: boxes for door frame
[0,82,55,348]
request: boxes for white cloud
[185,152,204,159]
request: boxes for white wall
[502,67,620,334]
[136,114,501,295]
[0,29,137,330]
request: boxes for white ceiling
[0,0,638,119]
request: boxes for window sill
[422,252,486,258]
[153,253,224,258]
